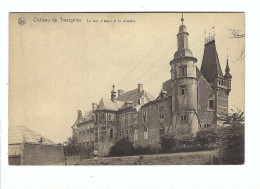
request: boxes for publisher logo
[18,17,26,26]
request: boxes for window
[180,66,187,77]
[94,127,98,143]
[87,129,90,135]
[142,111,147,123]
[204,123,211,128]
[108,113,112,121]
[126,129,129,136]
[160,123,165,135]
[144,127,148,140]
[91,141,95,149]
[158,105,165,119]
[180,114,187,122]
[100,113,106,122]
[209,100,214,109]
[95,114,98,122]
[129,113,134,125]
[124,114,128,126]
[134,129,138,141]
[180,85,186,95]
[110,129,113,139]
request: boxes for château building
[71,15,232,157]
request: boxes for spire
[111,84,116,102]
[224,56,232,79]
[181,13,184,25]
[112,83,115,91]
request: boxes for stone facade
[71,16,232,157]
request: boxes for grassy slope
[69,150,218,165]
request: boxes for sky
[9,13,245,143]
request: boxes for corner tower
[170,14,200,136]
[200,35,232,126]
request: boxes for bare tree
[228,28,245,63]
[228,28,245,38]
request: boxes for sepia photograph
[8,12,245,165]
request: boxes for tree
[218,109,245,164]
[63,137,87,156]
[228,28,245,64]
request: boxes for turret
[224,57,232,95]
[170,14,200,136]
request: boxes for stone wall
[23,143,65,165]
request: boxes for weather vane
[181,13,184,25]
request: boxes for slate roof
[200,40,224,84]
[9,126,55,145]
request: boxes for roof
[9,126,55,145]
[9,144,23,157]
[83,110,94,121]
[116,88,155,104]
[200,40,224,84]
[97,87,155,111]
[98,98,125,111]
[162,79,172,94]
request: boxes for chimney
[92,103,98,111]
[138,83,143,93]
[77,110,83,120]
[118,89,124,97]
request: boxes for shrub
[160,134,176,152]
[196,128,218,149]
[109,137,134,157]
[133,145,158,155]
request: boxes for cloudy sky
[9,13,245,143]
